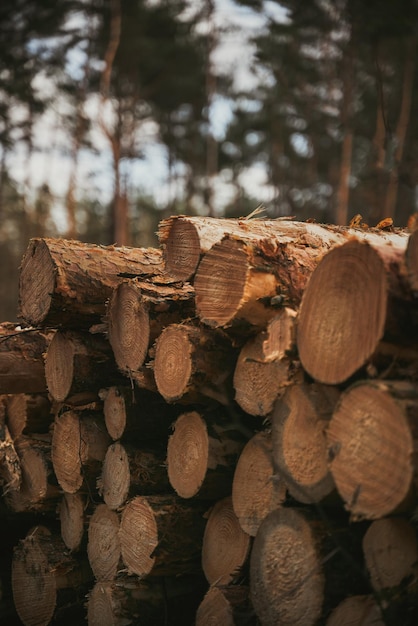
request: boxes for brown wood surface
[196,585,254,626]
[59,491,89,552]
[87,504,122,582]
[18,237,163,328]
[6,393,51,439]
[326,595,384,626]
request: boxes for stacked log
[0,218,417,625]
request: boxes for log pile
[0,216,418,625]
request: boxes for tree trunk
[327,380,418,520]
[51,409,110,494]
[45,330,123,405]
[194,227,409,331]
[166,410,245,500]
[158,215,408,282]
[87,504,122,582]
[12,525,92,626]
[201,496,251,586]
[231,430,286,537]
[119,495,206,578]
[233,309,300,417]
[297,237,418,384]
[0,323,52,394]
[272,382,340,504]
[98,441,170,510]
[107,277,195,374]
[153,323,237,404]
[18,237,162,328]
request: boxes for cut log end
[45,331,74,402]
[196,585,250,626]
[326,595,384,626]
[87,504,121,582]
[162,218,201,281]
[250,508,324,626]
[297,240,388,384]
[59,492,86,552]
[103,386,129,441]
[108,281,150,372]
[202,496,251,585]
[99,442,130,510]
[18,239,55,326]
[154,325,194,402]
[327,383,414,520]
[119,497,158,577]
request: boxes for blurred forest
[0,0,417,320]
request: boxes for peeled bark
[196,585,254,626]
[7,393,51,439]
[59,491,89,552]
[45,330,123,405]
[0,323,52,394]
[362,517,418,595]
[232,431,286,537]
[327,380,418,520]
[166,411,245,500]
[119,495,206,578]
[272,382,339,504]
[98,441,170,510]
[193,223,408,330]
[87,504,122,582]
[12,525,92,626]
[297,238,417,385]
[233,309,300,416]
[51,409,111,494]
[201,496,251,586]
[108,277,195,374]
[153,323,236,404]
[326,595,384,626]
[18,237,163,328]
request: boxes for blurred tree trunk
[204,0,217,217]
[336,32,354,226]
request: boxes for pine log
[108,277,195,374]
[87,575,207,626]
[231,430,287,537]
[327,380,418,520]
[6,393,52,439]
[59,491,89,552]
[362,517,418,597]
[51,409,111,494]
[87,504,123,581]
[101,386,178,442]
[196,585,255,626]
[18,237,163,328]
[0,397,21,493]
[250,507,365,626]
[12,525,92,626]
[297,238,418,385]
[166,410,245,500]
[98,441,170,510]
[272,382,340,504]
[201,496,251,585]
[326,595,384,626]
[14,434,60,508]
[158,215,408,282]
[0,323,52,394]
[45,329,123,405]
[153,323,237,404]
[119,494,206,578]
[193,224,408,330]
[233,310,300,416]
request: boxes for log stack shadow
[0,216,417,625]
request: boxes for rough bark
[119,495,206,578]
[98,441,170,510]
[0,399,21,493]
[51,409,111,494]
[196,585,255,626]
[166,410,245,500]
[153,323,237,404]
[45,330,123,405]
[233,309,300,416]
[297,238,418,385]
[7,393,51,439]
[201,496,251,586]
[0,323,52,394]
[272,382,340,504]
[87,504,122,582]
[12,525,92,626]
[327,380,418,520]
[101,385,178,442]
[194,225,408,331]
[231,430,286,537]
[326,595,384,626]
[18,237,163,328]
[108,277,195,374]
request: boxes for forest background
[0,0,417,321]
